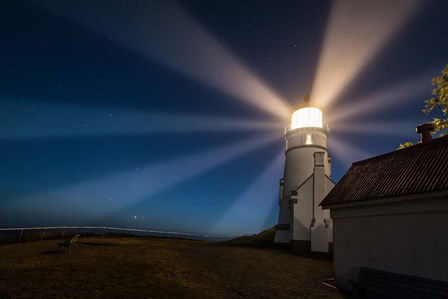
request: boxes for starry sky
[1,0,448,236]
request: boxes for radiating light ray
[312,0,421,108]
[6,134,279,222]
[328,73,433,124]
[41,1,290,120]
[329,137,373,168]
[332,119,426,138]
[0,100,282,139]
[211,153,284,235]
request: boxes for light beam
[41,0,290,120]
[5,134,279,223]
[312,0,421,108]
[328,73,433,124]
[211,152,284,235]
[332,119,425,138]
[329,137,373,169]
[0,100,282,139]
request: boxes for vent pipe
[416,123,436,144]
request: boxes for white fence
[0,226,234,244]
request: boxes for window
[305,134,312,144]
[290,107,323,130]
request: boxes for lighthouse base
[290,240,334,258]
[274,227,290,243]
[291,240,311,253]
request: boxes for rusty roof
[321,136,448,207]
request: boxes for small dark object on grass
[57,234,80,253]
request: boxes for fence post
[61,227,67,239]
[18,229,24,243]
[41,227,46,240]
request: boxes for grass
[0,236,342,298]
[222,227,277,247]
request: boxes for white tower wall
[274,104,334,253]
[275,128,330,243]
[311,152,331,252]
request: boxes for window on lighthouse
[305,134,312,145]
[290,107,323,130]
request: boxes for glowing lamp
[290,107,323,130]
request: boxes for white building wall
[324,179,334,243]
[330,197,448,290]
[289,152,334,253]
[292,177,313,241]
[311,152,333,252]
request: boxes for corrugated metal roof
[321,136,448,207]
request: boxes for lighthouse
[274,96,335,254]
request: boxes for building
[321,125,448,290]
[274,97,335,254]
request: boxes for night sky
[1,0,448,236]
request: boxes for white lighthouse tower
[274,96,335,254]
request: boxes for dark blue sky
[1,0,448,236]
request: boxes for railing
[284,123,331,134]
[0,226,236,244]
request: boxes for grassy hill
[0,236,340,298]
[221,227,276,247]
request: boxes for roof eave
[321,189,448,210]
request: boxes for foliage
[398,142,415,150]
[398,65,448,149]
[424,64,448,134]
